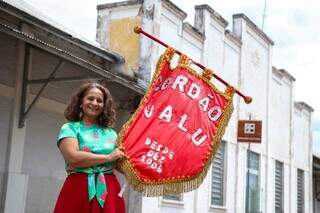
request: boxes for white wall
[293,109,311,169]
[0,35,17,202]
[293,106,312,213]
[234,16,272,213]
[0,82,66,212]
[159,6,183,50]
[0,96,13,212]
[22,107,65,213]
[269,75,291,162]
[236,23,270,154]
[0,32,18,212]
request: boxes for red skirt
[54,173,125,213]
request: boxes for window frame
[245,150,261,213]
[209,141,227,209]
[275,160,284,213]
[160,193,184,208]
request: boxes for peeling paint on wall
[137,0,156,89]
[109,17,141,78]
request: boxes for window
[211,141,226,206]
[162,193,184,208]
[163,194,183,202]
[275,161,284,213]
[297,169,304,213]
[246,151,260,213]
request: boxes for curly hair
[64,82,116,128]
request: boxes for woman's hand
[107,148,125,162]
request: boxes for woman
[54,82,126,213]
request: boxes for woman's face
[81,87,104,120]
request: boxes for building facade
[96,0,314,213]
[0,1,143,212]
[313,132,320,211]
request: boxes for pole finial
[134,26,142,34]
[244,96,252,104]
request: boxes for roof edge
[162,0,187,20]
[97,0,143,10]
[272,66,296,82]
[195,4,228,28]
[182,22,205,40]
[224,30,242,46]
[0,1,124,64]
[295,101,314,112]
[233,13,274,46]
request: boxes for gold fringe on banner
[117,47,235,196]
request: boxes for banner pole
[134,26,252,104]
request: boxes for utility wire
[262,0,267,30]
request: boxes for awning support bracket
[19,45,64,128]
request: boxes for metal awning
[0,22,144,94]
[0,2,145,128]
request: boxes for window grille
[275,161,283,213]
[297,169,304,213]
[211,141,226,206]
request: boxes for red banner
[118,48,235,196]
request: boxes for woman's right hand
[107,148,125,162]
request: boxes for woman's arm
[58,137,124,168]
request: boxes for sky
[19,0,320,145]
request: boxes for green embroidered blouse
[58,120,117,208]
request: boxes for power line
[262,0,267,30]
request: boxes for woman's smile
[82,88,104,121]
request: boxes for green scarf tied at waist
[73,166,113,208]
